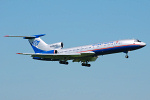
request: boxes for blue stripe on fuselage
[93,45,143,55]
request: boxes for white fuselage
[57,39,146,56]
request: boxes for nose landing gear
[125,51,129,58]
[125,55,129,58]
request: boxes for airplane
[4,34,146,67]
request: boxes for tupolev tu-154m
[5,34,146,67]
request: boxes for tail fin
[5,34,52,53]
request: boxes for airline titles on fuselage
[58,41,121,53]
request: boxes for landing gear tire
[125,55,129,58]
[59,61,69,65]
[65,62,69,65]
[82,63,86,66]
[87,64,91,67]
[82,63,91,67]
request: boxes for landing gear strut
[81,61,91,67]
[125,51,129,58]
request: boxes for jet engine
[48,42,63,49]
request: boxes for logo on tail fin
[32,40,40,46]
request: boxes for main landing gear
[59,61,69,65]
[81,61,91,67]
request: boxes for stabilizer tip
[16,53,22,54]
[4,35,9,37]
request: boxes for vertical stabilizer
[28,37,51,53]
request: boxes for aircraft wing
[17,51,98,62]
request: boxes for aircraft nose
[141,42,146,47]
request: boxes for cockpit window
[135,39,141,42]
[137,39,141,42]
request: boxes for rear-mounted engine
[49,42,63,49]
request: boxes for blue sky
[1,0,150,100]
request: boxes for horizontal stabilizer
[4,34,45,39]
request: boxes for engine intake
[54,50,58,54]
